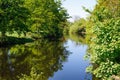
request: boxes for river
[0,38,92,80]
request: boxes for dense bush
[85,0,120,79]
[88,18,120,79]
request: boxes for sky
[62,0,97,21]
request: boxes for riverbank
[0,36,33,47]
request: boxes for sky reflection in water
[49,39,92,80]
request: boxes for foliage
[86,0,120,79]
[24,0,69,39]
[85,19,94,44]
[0,0,69,42]
[0,0,30,37]
[69,18,86,35]
[89,18,120,79]
[63,21,71,35]
[86,0,120,43]
[92,0,120,21]
[69,33,86,44]
[93,61,120,79]
[90,18,120,63]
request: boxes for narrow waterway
[0,39,91,80]
[49,39,92,80]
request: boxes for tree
[25,0,69,39]
[69,18,86,35]
[0,0,30,37]
[91,0,120,21]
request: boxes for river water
[0,39,92,80]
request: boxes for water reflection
[66,33,86,45]
[49,39,91,80]
[0,39,70,80]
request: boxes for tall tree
[25,0,69,39]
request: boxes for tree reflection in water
[0,39,71,80]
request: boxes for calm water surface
[0,39,91,80]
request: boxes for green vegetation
[63,21,71,35]
[25,0,69,39]
[1,0,120,79]
[0,0,30,37]
[85,0,120,79]
[68,34,86,45]
[0,0,69,44]
[87,18,120,79]
[64,18,86,44]
[64,0,120,79]
[69,18,86,35]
